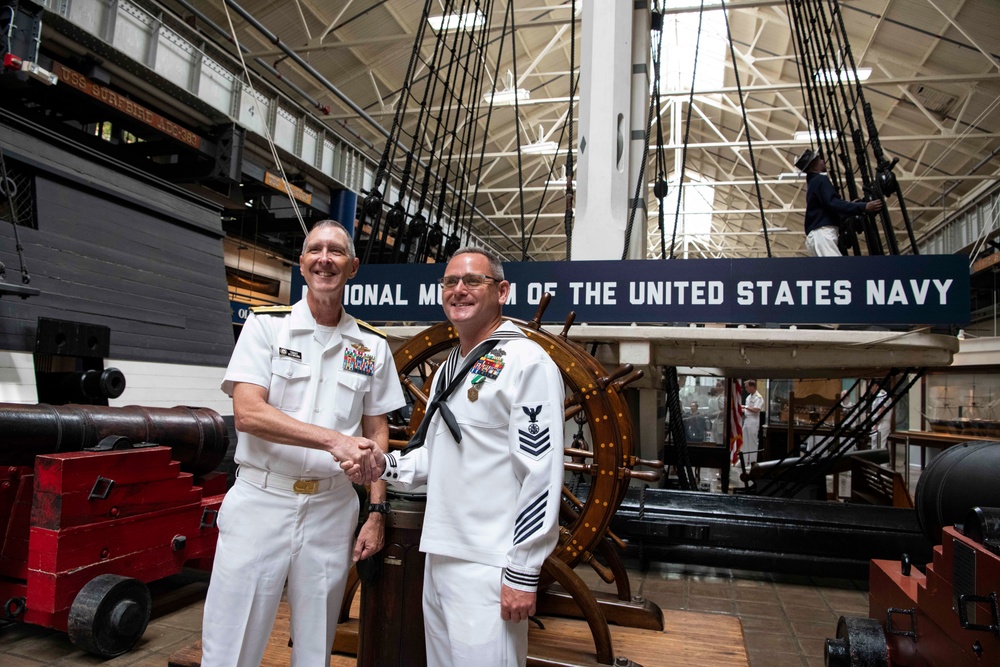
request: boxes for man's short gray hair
[451,246,504,280]
[302,220,356,260]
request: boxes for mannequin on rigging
[795,148,883,257]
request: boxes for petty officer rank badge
[468,349,506,402]
[343,342,376,376]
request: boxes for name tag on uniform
[279,347,302,360]
[344,343,376,376]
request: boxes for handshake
[331,437,388,485]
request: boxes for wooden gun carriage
[0,402,229,657]
[825,441,1000,666]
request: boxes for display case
[767,379,843,428]
[924,370,1000,437]
[764,378,846,460]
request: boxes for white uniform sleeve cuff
[502,564,541,593]
[381,452,399,481]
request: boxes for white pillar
[571,0,637,260]
[627,3,651,260]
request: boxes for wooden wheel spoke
[392,314,640,570]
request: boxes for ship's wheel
[389,296,662,571]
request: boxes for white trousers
[423,554,527,667]
[805,226,842,257]
[871,422,891,448]
[742,416,760,465]
[201,474,358,667]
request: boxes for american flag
[729,379,744,465]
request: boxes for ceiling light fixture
[778,172,805,180]
[522,124,559,155]
[794,129,838,142]
[813,67,872,85]
[484,69,530,106]
[428,11,485,32]
[485,87,529,106]
[522,141,559,155]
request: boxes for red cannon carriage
[0,403,230,657]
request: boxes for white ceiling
[180,0,1000,261]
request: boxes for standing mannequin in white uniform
[379,248,565,667]
[742,380,764,465]
[201,220,405,667]
[869,386,893,448]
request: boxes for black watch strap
[368,501,392,515]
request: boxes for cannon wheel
[392,306,643,571]
[67,574,151,658]
[824,616,889,667]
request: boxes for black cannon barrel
[0,402,229,475]
[914,440,1000,545]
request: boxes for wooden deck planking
[170,597,748,667]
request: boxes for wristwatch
[368,501,392,515]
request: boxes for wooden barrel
[357,494,427,667]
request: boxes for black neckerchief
[401,338,499,454]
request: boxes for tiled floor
[0,560,867,667]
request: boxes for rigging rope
[649,6,668,260]
[670,0,705,260]
[719,0,770,257]
[0,148,29,284]
[220,1,307,238]
[508,1,528,261]
[564,0,577,261]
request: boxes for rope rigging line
[719,0,771,257]
[564,0,577,261]
[524,101,575,255]
[428,0,483,262]
[663,366,697,491]
[778,371,920,500]
[787,0,923,256]
[621,18,658,261]
[369,0,431,196]
[507,0,529,261]
[649,5,668,261]
[670,0,705,260]
[464,2,515,247]
[220,0,308,238]
[0,148,30,284]
[789,0,869,254]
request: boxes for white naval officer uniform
[382,321,565,667]
[742,390,764,465]
[201,300,405,667]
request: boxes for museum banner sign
[292,255,970,326]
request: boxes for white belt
[237,465,349,495]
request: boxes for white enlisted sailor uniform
[201,300,405,667]
[382,321,565,667]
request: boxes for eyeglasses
[438,273,501,290]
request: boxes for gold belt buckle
[293,479,320,494]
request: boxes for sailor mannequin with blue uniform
[379,248,565,667]
[201,221,405,667]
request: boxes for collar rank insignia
[343,344,376,376]
[470,352,504,381]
